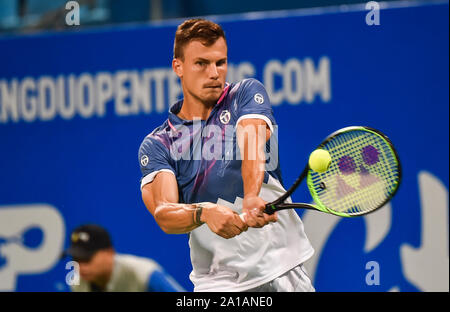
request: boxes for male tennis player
[139,19,314,292]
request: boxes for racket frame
[264,126,402,217]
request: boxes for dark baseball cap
[63,224,113,261]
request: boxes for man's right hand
[201,203,248,239]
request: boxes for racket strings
[309,130,400,216]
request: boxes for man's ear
[172,58,183,78]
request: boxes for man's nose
[208,64,219,79]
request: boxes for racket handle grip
[264,204,276,215]
[239,207,264,222]
[239,206,276,222]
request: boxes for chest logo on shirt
[140,155,149,166]
[254,93,264,104]
[219,110,231,124]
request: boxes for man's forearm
[242,157,265,197]
[154,202,205,234]
[237,119,278,226]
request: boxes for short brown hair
[173,18,226,60]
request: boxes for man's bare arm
[142,172,199,234]
[237,118,277,227]
[141,172,248,238]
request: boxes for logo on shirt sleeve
[140,155,149,166]
[254,93,264,104]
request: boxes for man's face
[174,37,228,106]
[76,249,113,282]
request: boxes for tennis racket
[242,126,401,218]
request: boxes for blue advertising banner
[0,0,448,292]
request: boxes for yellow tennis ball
[309,149,332,173]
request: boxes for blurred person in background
[63,224,185,292]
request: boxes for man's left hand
[242,195,277,228]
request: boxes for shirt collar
[168,83,231,126]
[168,100,186,126]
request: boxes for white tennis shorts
[244,263,315,292]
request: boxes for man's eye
[196,61,206,66]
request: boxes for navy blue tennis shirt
[138,78,283,206]
[138,78,314,292]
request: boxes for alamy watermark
[65,1,80,26]
[65,260,80,286]
[365,260,380,286]
[142,122,280,171]
[366,1,380,26]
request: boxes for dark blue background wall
[0,1,448,292]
